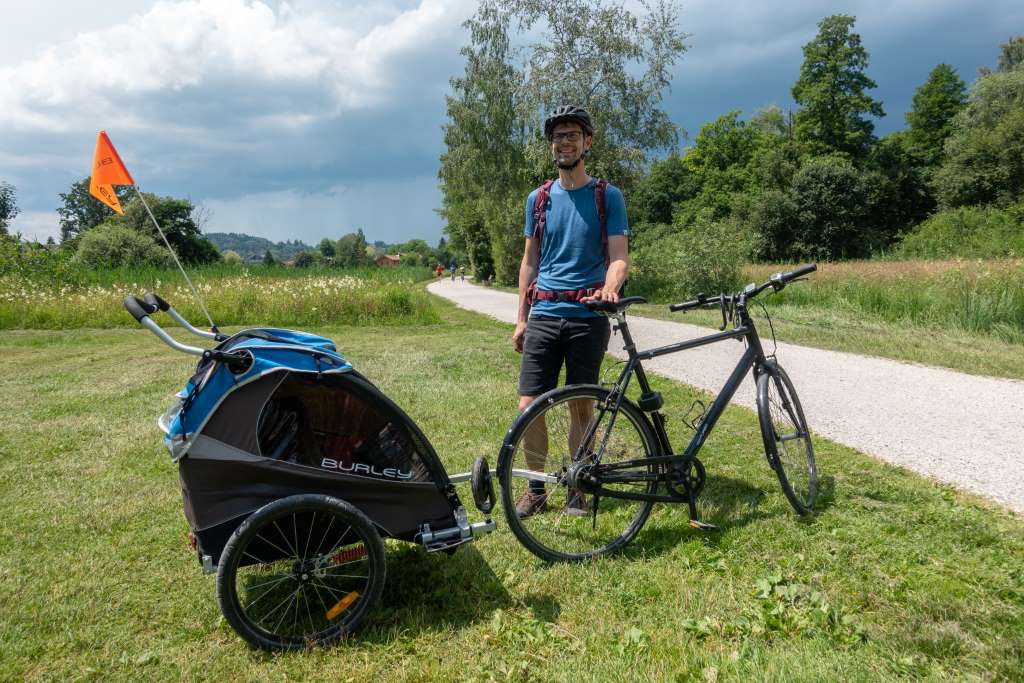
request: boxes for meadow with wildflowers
[0,265,440,329]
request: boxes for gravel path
[428,279,1024,513]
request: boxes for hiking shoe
[563,489,588,517]
[515,489,548,518]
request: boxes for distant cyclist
[450,263,457,281]
[512,105,630,519]
[459,265,466,282]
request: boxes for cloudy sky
[2,0,1020,245]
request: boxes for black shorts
[518,315,611,396]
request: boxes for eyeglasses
[551,131,583,143]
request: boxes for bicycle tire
[497,384,659,562]
[756,364,818,514]
[216,494,386,651]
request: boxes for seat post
[612,312,637,355]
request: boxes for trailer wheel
[216,494,385,651]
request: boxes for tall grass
[0,265,440,329]
[737,259,1024,344]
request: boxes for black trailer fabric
[177,369,458,560]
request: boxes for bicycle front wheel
[756,364,818,514]
[498,385,659,562]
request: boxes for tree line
[1,175,457,275]
[439,2,1024,295]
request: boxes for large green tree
[118,193,220,265]
[934,60,1024,208]
[0,181,19,236]
[439,0,687,285]
[335,229,371,268]
[791,15,884,159]
[904,64,967,166]
[56,177,132,244]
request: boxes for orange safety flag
[89,130,135,214]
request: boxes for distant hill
[206,232,314,261]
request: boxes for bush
[72,222,173,269]
[293,251,320,268]
[895,204,1024,258]
[789,156,878,259]
[222,250,243,265]
[631,210,755,301]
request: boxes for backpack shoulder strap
[532,179,555,242]
[595,178,609,267]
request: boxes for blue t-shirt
[524,178,629,318]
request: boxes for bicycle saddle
[584,296,647,313]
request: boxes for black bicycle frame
[584,304,771,509]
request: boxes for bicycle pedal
[688,519,718,531]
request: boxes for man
[511,105,629,518]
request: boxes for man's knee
[518,395,536,413]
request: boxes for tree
[263,249,277,266]
[335,229,370,267]
[439,0,688,284]
[905,64,967,166]
[934,66,1024,207]
[57,177,131,243]
[0,181,19,235]
[788,156,878,259]
[293,251,320,268]
[867,134,935,243]
[629,153,696,225]
[118,193,220,264]
[318,238,336,258]
[682,112,763,219]
[997,35,1024,72]
[791,15,884,159]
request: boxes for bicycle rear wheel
[216,494,386,650]
[756,364,818,514]
[497,385,658,562]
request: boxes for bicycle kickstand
[685,486,717,532]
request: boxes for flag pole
[133,187,218,332]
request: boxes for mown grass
[1,297,1021,682]
[0,265,439,329]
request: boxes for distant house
[375,254,401,267]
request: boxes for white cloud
[7,211,61,243]
[0,0,473,133]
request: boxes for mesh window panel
[257,374,434,483]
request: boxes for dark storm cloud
[1,0,1021,243]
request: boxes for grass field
[1,295,1021,682]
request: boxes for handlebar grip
[785,263,817,281]
[123,296,156,323]
[144,292,170,312]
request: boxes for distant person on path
[511,105,630,519]
[459,265,466,282]
[450,263,457,281]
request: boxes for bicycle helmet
[544,105,594,141]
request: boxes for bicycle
[496,264,819,562]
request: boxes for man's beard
[555,154,582,170]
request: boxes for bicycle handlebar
[669,263,817,313]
